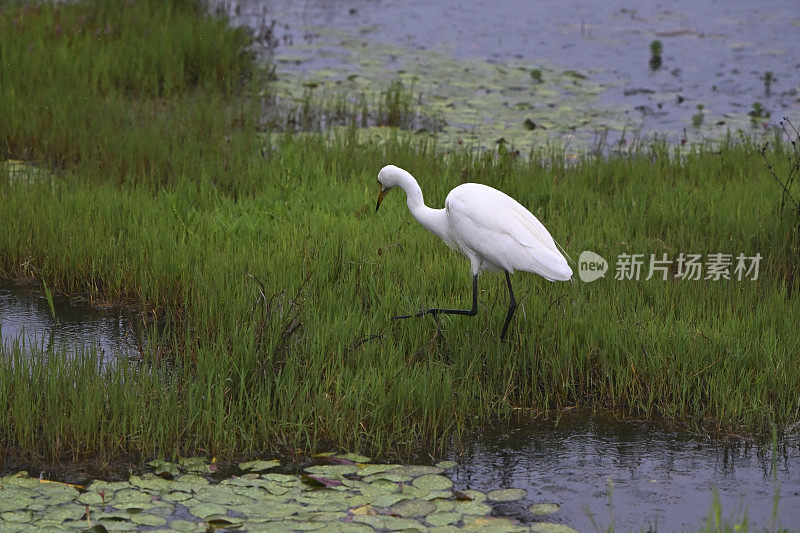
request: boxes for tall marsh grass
[0,0,798,464]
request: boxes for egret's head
[375,164,402,212]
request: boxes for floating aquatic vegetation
[0,457,558,531]
[529,502,561,515]
[267,28,630,152]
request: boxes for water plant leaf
[388,465,444,478]
[434,461,457,469]
[260,473,301,484]
[188,502,227,519]
[174,474,209,488]
[411,474,453,492]
[161,491,193,502]
[425,510,462,526]
[352,514,425,530]
[319,457,356,465]
[463,516,526,531]
[129,474,173,492]
[529,503,560,515]
[303,475,345,488]
[148,460,180,478]
[454,500,492,516]
[165,519,198,531]
[336,453,372,463]
[390,498,437,517]
[206,514,243,527]
[0,510,32,522]
[529,523,579,533]
[239,459,281,472]
[487,488,527,502]
[350,504,376,516]
[362,472,412,483]
[179,457,210,474]
[370,493,411,508]
[194,486,256,506]
[0,490,35,512]
[421,490,453,501]
[355,464,402,476]
[304,465,359,476]
[130,513,167,527]
[463,490,487,502]
[433,499,457,512]
[112,489,154,504]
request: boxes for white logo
[578,250,608,282]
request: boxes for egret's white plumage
[375,164,572,339]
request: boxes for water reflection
[0,279,140,361]
[446,417,800,530]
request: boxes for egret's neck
[397,172,448,239]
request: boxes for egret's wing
[446,184,572,280]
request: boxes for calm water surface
[218,0,800,147]
[0,279,140,360]
[444,417,800,530]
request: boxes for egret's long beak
[375,187,386,212]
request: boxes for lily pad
[304,465,359,477]
[487,488,527,502]
[206,514,244,527]
[0,510,32,522]
[529,503,561,515]
[390,498,437,517]
[463,516,526,531]
[0,491,34,512]
[530,523,579,533]
[147,460,180,478]
[353,514,426,530]
[112,489,153,505]
[411,474,453,492]
[239,459,281,472]
[454,499,492,516]
[166,519,199,531]
[426,510,462,526]
[434,460,457,469]
[188,502,227,519]
[161,491,193,502]
[336,453,372,463]
[354,464,401,476]
[179,457,210,474]
[303,475,345,488]
[369,492,411,508]
[130,513,167,527]
[129,474,173,492]
[174,474,209,488]
[389,465,444,478]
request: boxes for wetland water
[220,0,800,149]
[2,284,799,529]
[0,280,139,361]
[445,418,800,530]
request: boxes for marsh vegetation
[0,0,798,484]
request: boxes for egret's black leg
[499,270,517,340]
[394,274,479,320]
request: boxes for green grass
[0,0,799,465]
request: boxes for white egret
[375,164,572,339]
